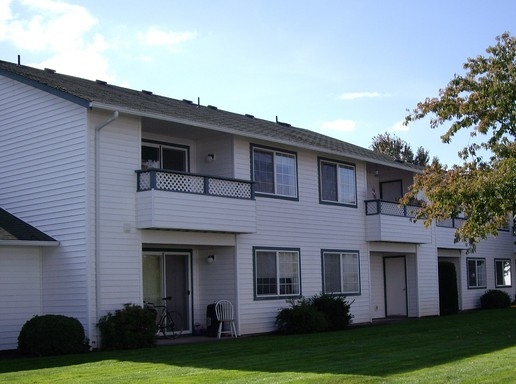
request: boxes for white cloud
[138,26,196,52]
[0,0,14,23]
[2,0,99,52]
[338,91,384,100]
[391,120,409,132]
[0,0,114,81]
[319,119,357,133]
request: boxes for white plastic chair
[215,300,237,338]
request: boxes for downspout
[93,110,119,349]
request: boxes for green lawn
[1,308,515,383]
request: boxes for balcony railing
[437,217,510,230]
[135,169,254,200]
[436,217,466,228]
[365,199,420,218]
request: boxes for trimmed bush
[18,314,89,356]
[480,289,511,309]
[275,299,328,334]
[97,303,156,350]
[276,294,354,334]
[309,294,353,331]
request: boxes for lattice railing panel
[437,217,466,228]
[208,178,252,199]
[156,173,204,193]
[138,172,151,190]
[365,200,420,218]
[136,170,254,200]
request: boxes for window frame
[253,247,301,300]
[494,258,512,288]
[318,157,358,207]
[141,139,190,172]
[321,249,361,295]
[467,258,487,289]
[251,144,299,200]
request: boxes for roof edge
[0,240,60,247]
[90,102,422,173]
[0,67,90,108]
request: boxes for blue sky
[1,0,514,166]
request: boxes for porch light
[207,255,215,264]
[206,154,215,163]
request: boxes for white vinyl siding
[0,247,43,351]
[0,76,90,328]
[95,112,143,313]
[414,243,439,317]
[235,146,371,334]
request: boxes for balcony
[435,217,466,248]
[365,200,431,243]
[135,169,256,233]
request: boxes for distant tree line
[370,132,437,166]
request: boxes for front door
[142,252,191,333]
[384,256,407,317]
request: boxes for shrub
[276,294,354,335]
[18,314,89,356]
[275,298,327,334]
[480,289,511,309]
[309,294,354,331]
[97,303,156,350]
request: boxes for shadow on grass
[1,308,515,378]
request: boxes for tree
[370,132,431,166]
[402,32,516,249]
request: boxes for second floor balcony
[365,199,431,244]
[435,217,466,248]
[135,169,256,233]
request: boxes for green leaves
[403,33,515,248]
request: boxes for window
[252,146,297,198]
[467,258,486,288]
[319,158,357,206]
[495,259,512,287]
[380,180,403,202]
[254,248,300,298]
[142,141,188,171]
[322,250,360,295]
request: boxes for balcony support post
[204,177,210,195]
[150,170,157,190]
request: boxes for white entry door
[384,256,407,317]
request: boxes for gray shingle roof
[0,59,421,171]
[0,208,57,242]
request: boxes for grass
[0,308,515,383]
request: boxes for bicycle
[144,296,184,339]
